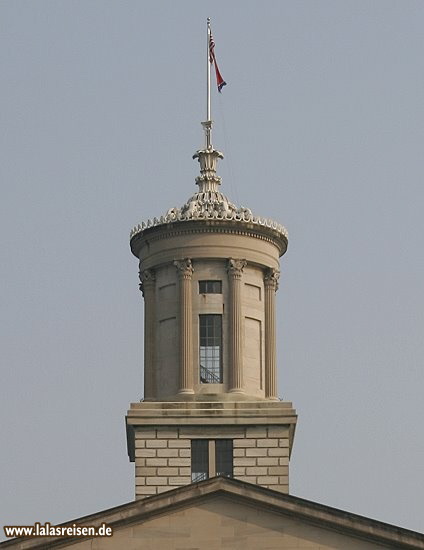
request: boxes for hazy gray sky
[1,0,423,538]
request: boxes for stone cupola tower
[126,131,297,498]
[126,24,296,497]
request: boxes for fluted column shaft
[139,269,156,400]
[227,259,247,392]
[264,268,280,400]
[174,259,194,394]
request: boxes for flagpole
[207,17,211,123]
[203,17,212,150]
[195,18,224,189]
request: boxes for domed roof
[130,148,288,242]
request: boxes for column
[264,268,280,400]
[227,259,247,393]
[174,259,194,394]
[139,268,156,400]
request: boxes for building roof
[2,477,423,549]
[129,146,288,244]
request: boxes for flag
[209,32,227,92]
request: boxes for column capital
[227,258,247,279]
[264,268,280,291]
[139,268,156,295]
[174,258,194,279]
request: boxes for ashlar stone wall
[135,428,191,498]
[233,426,289,491]
[134,425,290,499]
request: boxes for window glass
[191,440,209,482]
[215,439,233,478]
[199,314,222,383]
[199,280,222,294]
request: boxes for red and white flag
[209,33,227,92]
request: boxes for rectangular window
[191,440,233,481]
[199,280,222,294]
[191,440,209,482]
[215,440,233,478]
[199,314,222,383]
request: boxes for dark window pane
[199,314,222,383]
[191,440,209,482]
[199,280,222,294]
[216,440,233,478]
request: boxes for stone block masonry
[134,425,290,499]
[231,426,289,493]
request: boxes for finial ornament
[192,147,223,192]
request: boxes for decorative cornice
[264,268,280,291]
[227,258,247,279]
[130,197,288,242]
[134,223,286,254]
[174,258,194,279]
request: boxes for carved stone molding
[227,258,247,279]
[129,182,289,241]
[192,148,224,191]
[174,258,194,279]
[264,268,280,292]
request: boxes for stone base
[126,400,297,499]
